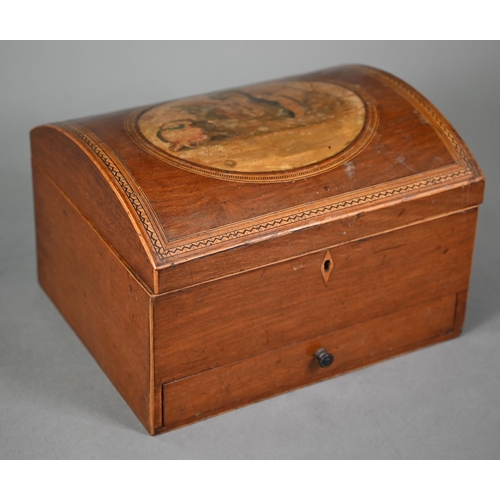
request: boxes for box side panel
[154,209,478,385]
[161,294,457,432]
[33,165,154,434]
[31,125,155,291]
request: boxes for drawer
[154,211,476,385]
[160,294,458,430]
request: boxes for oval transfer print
[133,80,372,182]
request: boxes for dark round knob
[315,348,334,368]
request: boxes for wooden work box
[31,65,485,435]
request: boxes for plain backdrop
[0,41,499,459]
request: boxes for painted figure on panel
[138,81,366,173]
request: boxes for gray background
[1,41,499,459]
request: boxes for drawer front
[161,295,457,430]
[154,209,477,385]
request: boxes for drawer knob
[315,348,334,368]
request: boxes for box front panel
[154,209,478,386]
[161,294,458,430]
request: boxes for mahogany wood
[154,209,477,385]
[161,294,458,431]
[30,64,485,435]
[31,66,484,295]
[30,126,155,291]
[80,69,455,244]
[156,180,484,293]
[33,165,154,433]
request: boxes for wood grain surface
[154,209,478,386]
[30,126,156,291]
[155,178,484,293]
[30,64,485,435]
[29,65,481,278]
[83,65,457,245]
[161,294,459,432]
[33,165,154,433]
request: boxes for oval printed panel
[128,80,377,182]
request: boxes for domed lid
[31,65,484,293]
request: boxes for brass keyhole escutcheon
[321,250,333,285]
